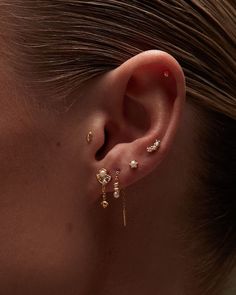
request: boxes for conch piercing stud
[86,131,93,143]
[96,168,112,208]
[147,139,161,153]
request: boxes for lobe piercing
[96,168,112,208]
[147,139,161,153]
[113,170,120,199]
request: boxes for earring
[147,139,161,153]
[96,168,112,208]
[86,131,93,143]
[113,170,120,199]
[129,160,139,169]
[113,169,127,227]
[163,70,169,77]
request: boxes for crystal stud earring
[147,139,161,153]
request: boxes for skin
[0,50,201,294]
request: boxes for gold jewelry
[113,170,127,227]
[86,131,93,143]
[147,139,161,153]
[129,160,138,169]
[113,170,120,199]
[121,189,127,227]
[164,70,169,77]
[96,168,112,208]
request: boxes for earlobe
[91,49,185,198]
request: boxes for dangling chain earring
[96,168,112,208]
[113,169,127,227]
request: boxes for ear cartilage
[147,139,161,153]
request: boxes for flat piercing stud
[129,160,138,169]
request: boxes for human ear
[89,50,186,198]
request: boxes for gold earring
[147,139,161,153]
[163,70,169,77]
[122,189,127,227]
[113,169,127,227]
[129,160,139,169]
[96,168,112,208]
[113,170,120,199]
[86,131,93,143]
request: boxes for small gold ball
[101,200,109,208]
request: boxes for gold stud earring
[147,139,161,153]
[96,168,112,208]
[129,160,138,169]
[163,70,169,77]
[86,131,93,143]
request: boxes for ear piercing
[94,134,161,226]
[96,168,112,208]
[86,131,93,143]
[163,70,169,77]
[113,170,121,199]
[113,169,127,227]
[129,160,138,169]
[147,139,161,153]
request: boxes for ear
[90,50,185,196]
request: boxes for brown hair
[0,1,236,294]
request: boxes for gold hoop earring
[96,168,112,208]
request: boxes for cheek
[0,119,96,290]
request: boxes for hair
[0,0,235,294]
